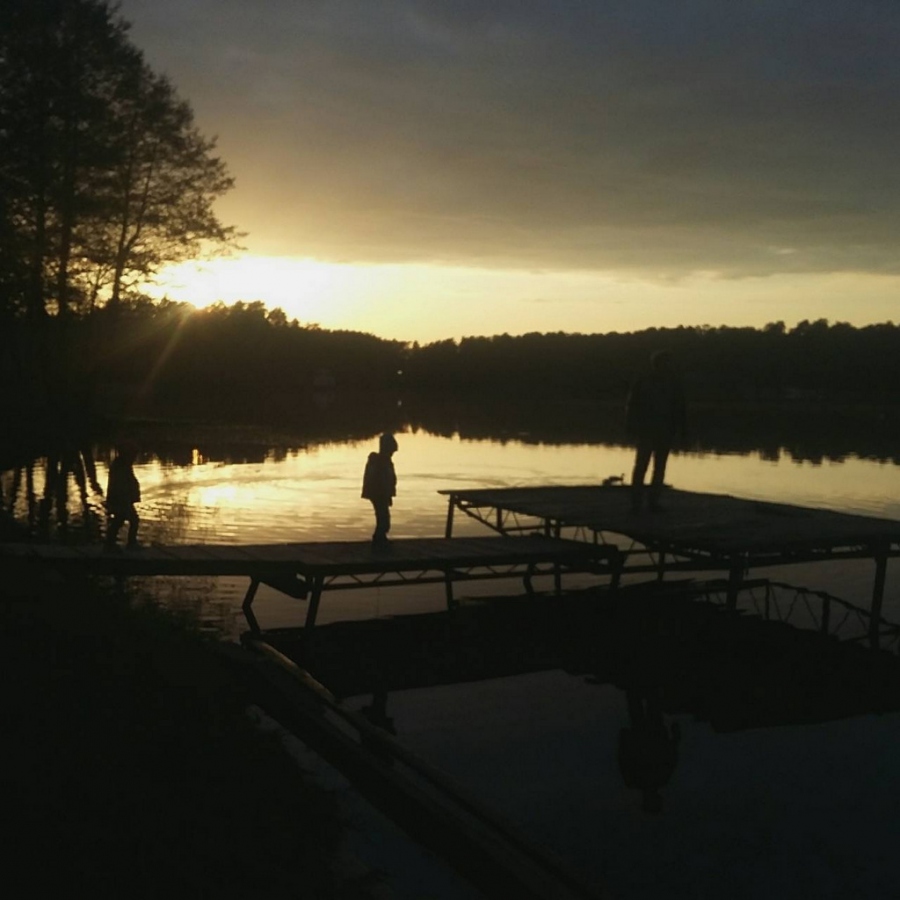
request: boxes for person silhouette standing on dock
[105,441,141,548]
[626,351,686,512]
[362,433,398,546]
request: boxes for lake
[3,423,900,898]
[5,426,899,625]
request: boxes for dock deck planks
[441,484,900,557]
[1,534,617,631]
[1,534,610,575]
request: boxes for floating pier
[442,484,900,643]
[5,484,899,643]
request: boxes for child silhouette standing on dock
[105,441,141,548]
[362,433,398,546]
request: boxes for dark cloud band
[121,0,900,276]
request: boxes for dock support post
[609,548,623,592]
[656,548,667,582]
[726,558,743,611]
[444,496,456,539]
[242,578,261,633]
[444,571,457,610]
[304,577,324,632]
[870,545,888,648]
[550,520,562,594]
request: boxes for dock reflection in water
[267,586,900,899]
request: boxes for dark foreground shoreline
[0,571,376,898]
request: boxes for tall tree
[0,0,237,318]
[92,68,238,308]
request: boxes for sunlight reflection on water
[126,432,900,547]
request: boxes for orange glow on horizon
[143,255,900,344]
[147,256,368,327]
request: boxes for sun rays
[147,256,369,327]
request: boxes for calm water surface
[5,430,900,627]
[119,432,900,626]
[5,430,900,898]
[109,432,900,542]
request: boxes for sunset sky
[120,1,900,342]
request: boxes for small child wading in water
[105,441,141,548]
[361,433,398,546]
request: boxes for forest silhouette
[6,300,900,403]
[5,300,900,403]
[3,301,900,466]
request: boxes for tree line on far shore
[4,298,900,431]
[405,317,900,403]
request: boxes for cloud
[121,0,900,277]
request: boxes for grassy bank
[0,571,371,897]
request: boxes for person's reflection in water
[360,688,395,734]
[71,444,104,538]
[359,687,396,765]
[38,452,63,537]
[617,686,681,814]
[361,433,398,547]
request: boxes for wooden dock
[6,484,898,642]
[1,535,618,632]
[441,484,900,642]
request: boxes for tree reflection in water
[3,445,105,542]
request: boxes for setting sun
[148,256,370,327]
